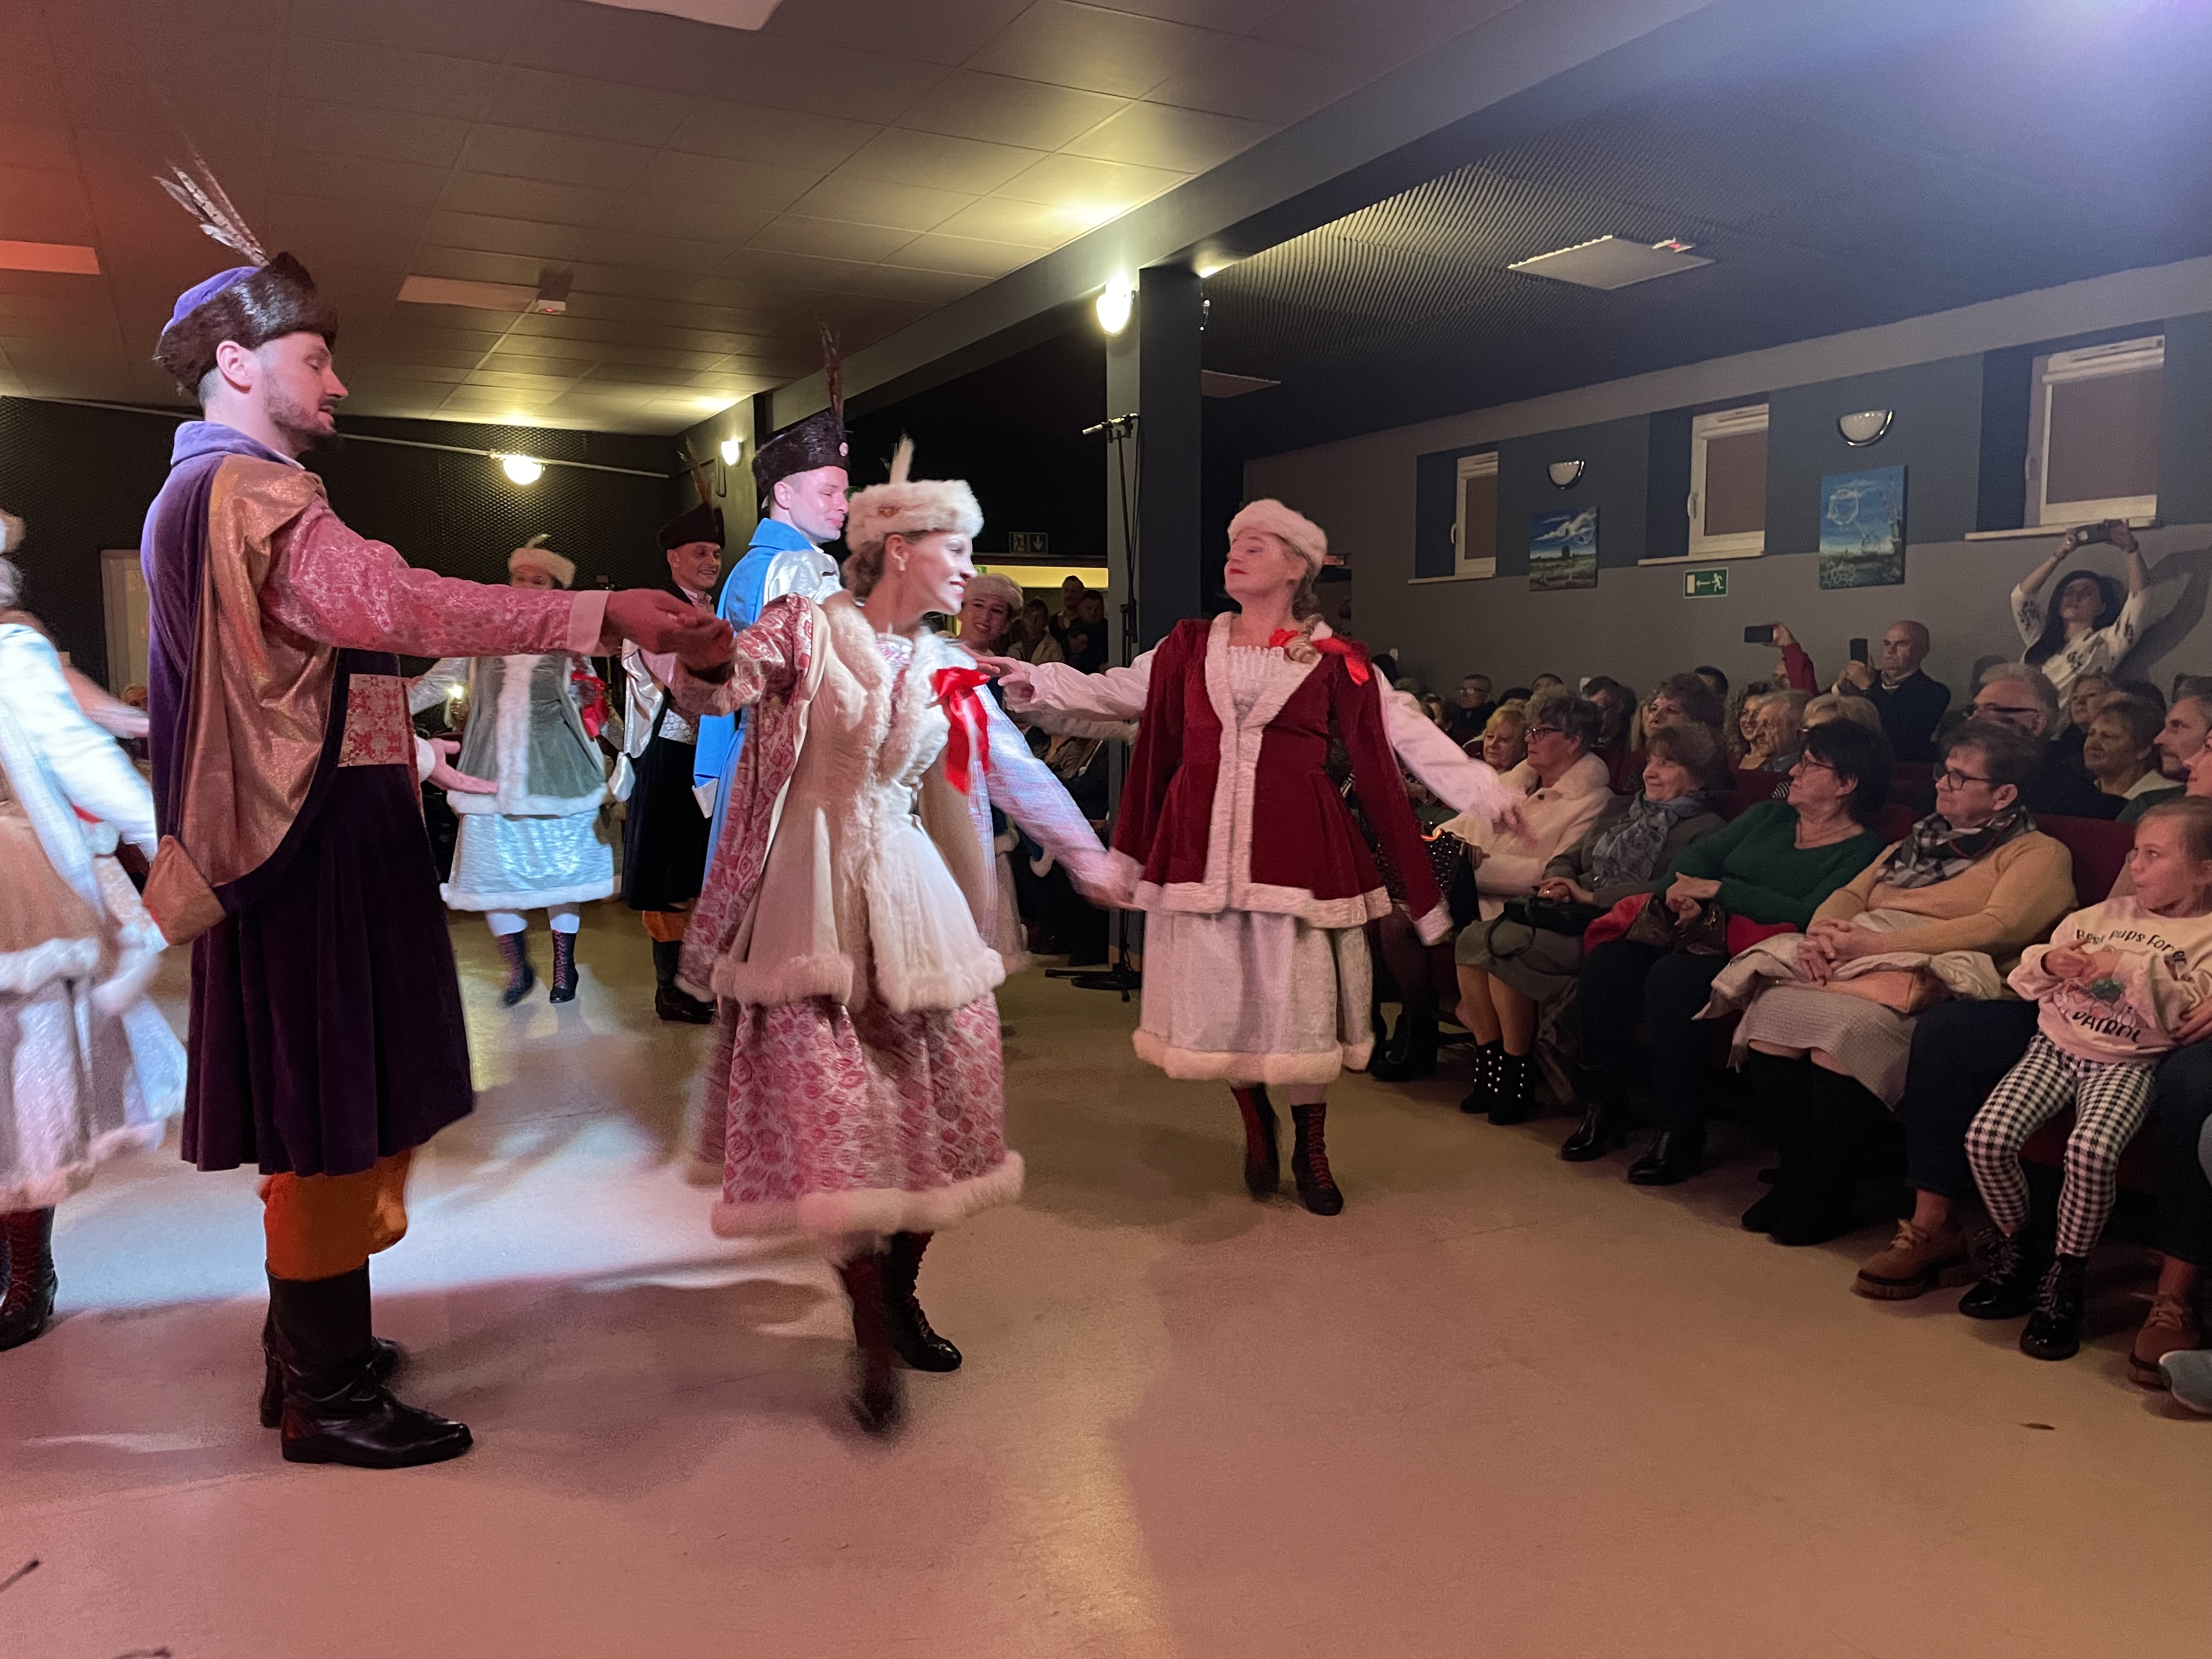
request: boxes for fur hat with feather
[507,534,575,588]
[843,437,982,558]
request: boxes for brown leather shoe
[2130,1292,2201,1388]
[1852,1217,1969,1301]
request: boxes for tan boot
[1853,1217,1970,1301]
[2129,1293,2201,1389]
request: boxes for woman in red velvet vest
[991,501,1521,1213]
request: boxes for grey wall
[1765,356,1983,552]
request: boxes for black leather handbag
[1501,895,1606,935]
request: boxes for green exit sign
[1684,568,1729,598]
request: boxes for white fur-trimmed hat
[963,572,1024,613]
[1228,498,1327,573]
[844,437,983,557]
[508,534,575,588]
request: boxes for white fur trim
[709,1153,1025,1240]
[0,936,101,994]
[844,476,983,555]
[0,1120,167,1214]
[449,788,607,816]
[91,941,163,1017]
[877,947,1006,1017]
[509,541,575,586]
[712,950,857,1008]
[441,876,617,911]
[1412,902,1454,948]
[1228,498,1327,573]
[1132,879,1390,929]
[1132,1029,1344,1085]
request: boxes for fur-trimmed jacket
[409,653,606,816]
[1003,613,1520,944]
[671,592,1110,1013]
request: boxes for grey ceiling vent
[1201,370,1280,398]
[1506,235,1713,290]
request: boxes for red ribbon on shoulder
[1267,628,1370,685]
[932,665,995,794]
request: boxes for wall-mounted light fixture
[1837,409,1893,447]
[499,454,544,485]
[1096,273,1133,336]
[1547,460,1585,489]
[719,437,743,466]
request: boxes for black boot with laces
[2019,1253,2089,1360]
[1959,1224,2052,1321]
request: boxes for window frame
[1449,449,1499,579]
[1684,402,1769,561]
[2028,334,2163,528]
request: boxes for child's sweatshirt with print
[2009,895,2212,1063]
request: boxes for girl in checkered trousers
[1963,797,2212,1362]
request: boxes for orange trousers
[640,909,690,944]
[259,1150,413,1282]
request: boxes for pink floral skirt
[701,992,1022,1242]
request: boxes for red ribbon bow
[932,666,995,794]
[1267,628,1370,684]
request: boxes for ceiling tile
[1146,35,1374,123]
[758,0,1034,67]
[280,37,500,120]
[1082,0,1285,27]
[748,216,919,262]
[440,173,619,229]
[707,35,952,123]
[482,68,698,148]
[787,174,972,233]
[965,2,1216,99]
[0,122,79,175]
[928,196,1092,247]
[892,72,1130,150]
[1255,0,1518,61]
[279,100,471,168]
[409,247,552,288]
[458,126,659,192]
[289,0,520,63]
[839,130,1047,195]
[0,167,94,244]
[664,101,880,172]
[424,212,602,265]
[600,194,779,245]
[512,0,755,95]
[637,153,821,216]
[1060,100,1271,172]
[269,152,452,208]
[573,229,733,275]
[884,233,1042,279]
[995,153,1187,213]
[715,247,878,292]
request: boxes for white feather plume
[888,434,914,484]
[154,146,266,265]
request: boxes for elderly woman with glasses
[1723,720,2074,1244]
[1565,719,1894,1184]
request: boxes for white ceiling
[0,0,1515,433]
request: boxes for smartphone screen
[1849,638,1869,663]
[1743,624,1775,646]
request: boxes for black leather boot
[1289,1102,1344,1216]
[1368,1009,1438,1082]
[1487,1048,1536,1125]
[1459,1040,1503,1115]
[837,1249,905,1436]
[881,1231,961,1372]
[1959,1217,2055,1321]
[493,929,537,1006]
[1231,1085,1280,1199]
[2019,1254,2089,1360]
[1559,1068,1628,1162]
[259,1303,403,1429]
[1627,1126,1706,1186]
[549,928,578,1004]
[0,1208,58,1352]
[651,939,714,1024]
[270,1267,471,1468]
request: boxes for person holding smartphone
[1833,620,1950,761]
[2013,521,2155,699]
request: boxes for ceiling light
[1507,235,1713,291]
[499,454,544,485]
[719,437,743,465]
[399,275,539,312]
[0,240,100,275]
[1095,274,1133,336]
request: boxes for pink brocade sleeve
[262,495,606,658]
[668,596,806,719]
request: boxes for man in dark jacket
[1836,620,1950,761]
[1967,663,2116,818]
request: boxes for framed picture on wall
[1529,507,1598,591]
[1818,465,1906,590]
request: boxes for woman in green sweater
[1561,719,1893,1184]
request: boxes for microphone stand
[1049,413,1143,1001]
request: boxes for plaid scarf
[1877,802,2033,890]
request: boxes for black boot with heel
[1368,1009,1439,1082]
[1487,1048,1536,1125]
[881,1231,961,1372]
[837,1249,905,1436]
[493,929,537,1006]
[268,1267,471,1468]
[0,1208,58,1352]
[549,928,578,1003]
[1289,1102,1345,1216]
[1231,1085,1280,1199]
[1559,1067,1628,1162]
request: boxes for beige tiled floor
[5,900,2210,1657]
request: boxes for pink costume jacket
[1007,613,1517,945]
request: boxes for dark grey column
[1103,263,1205,665]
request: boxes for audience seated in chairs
[1968,661,2114,818]
[1743,688,1812,774]
[1454,722,1730,1124]
[2079,693,2166,817]
[1722,720,2073,1246]
[1564,719,1893,1186]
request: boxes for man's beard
[268,385,342,454]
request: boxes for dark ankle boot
[493,930,537,1006]
[0,1209,58,1352]
[1289,1102,1344,1216]
[651,940,714,1024]
[1627,1126,1705,1186]
[1559,1068,1628,1162]
[2019,1253,2089,1359]
[1765,1179,1859,1246]
[1232,1086,1280,1199]
[837,1249,905,1436]
[269,1267,471,1468]
[1960,1219,2055,1321]
[881,1232,960,1372]
[1487,1048,1536,1125]
[549,929,578,1003]
[1459,1040,1503,1115]
[260,1304,403,1429]
[1368,1009,1438,1082]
